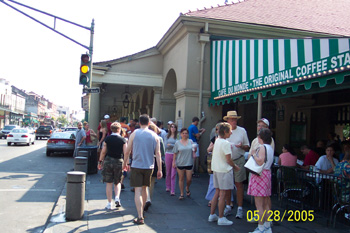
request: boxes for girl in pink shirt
[278,144,297,167]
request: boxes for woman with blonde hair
[97,120,108,160]
[83,121,98,146]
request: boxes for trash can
[74,156,88,174]
[77,146,98,174]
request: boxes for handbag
[244,145,267,176]
[207,152,213,174]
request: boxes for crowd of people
[71,111,350,233]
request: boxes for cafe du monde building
[90,0,350,165]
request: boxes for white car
[7,128,35,146]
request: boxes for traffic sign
[83,87,100,94]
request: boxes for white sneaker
[217,217,233,226]
[249,227,265,233]
[224,207,232,217]
[247,216,259,223]
[115,197,121,207]
[236,208,243,219]
[208,214,219,222]
[105,203,112,210]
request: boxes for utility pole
[0,0,94,121]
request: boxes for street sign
[83,87,100,94]
[82,95,90,111]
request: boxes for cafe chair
[278,166,310,209]
[329,178,350,228]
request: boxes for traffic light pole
[1,0,94,121]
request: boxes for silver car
[46,132,76,156]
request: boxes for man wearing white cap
[249,118,275,157]
[223,111,250,219]
[167,121,174,133]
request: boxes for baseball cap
[258,118,269,127]
[104,114,110,119]
[168,121,174,124]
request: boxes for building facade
[90,0,350,169]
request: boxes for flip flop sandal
[179,195,184,200]
[133,217,144,225]
[186,190,191,197]
[208,202,211,207]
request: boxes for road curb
[43,176,89,233]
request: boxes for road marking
[0,189,56,192]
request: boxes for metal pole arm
[0,0,91,50]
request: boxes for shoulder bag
[244,145,267,176]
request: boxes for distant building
[0,78,11,128]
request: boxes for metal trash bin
[77,146,98,174]
[74,156,88,174]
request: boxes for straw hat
[223,111,241,121]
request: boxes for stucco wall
[109,53,163,75]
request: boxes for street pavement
[44,171,349,233]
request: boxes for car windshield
[12,129,28,133]
[51,132,75,139]
[40,126,52,130]
[65,128,78,131]
[4,126,16,130]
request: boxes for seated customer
[334,152,350,202]
[278,144,297,167]
[298,145,319,170]
[315,144,339,174]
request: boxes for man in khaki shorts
[208,123,240,226]
[224,111,250,219]
[123,114,162,225]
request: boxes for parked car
[7,128,35,146]
[64,127,78,132]
[0,125,19,139]
[64,127,78,136]
[35,125,54,140]
[46,132,76,156]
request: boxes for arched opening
[161,69,177,122]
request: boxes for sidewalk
[44,172,348,233]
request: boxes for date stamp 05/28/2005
[246,210,315,222]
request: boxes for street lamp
[121,86,132,109]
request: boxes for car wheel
[4,136,7,139]
[32,140,35,145]
[7,142,11,146]
[46,150,51,157]
[36,136,38,140]
[27,140,30,146]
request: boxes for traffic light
[79,54,91,86]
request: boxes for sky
[0,0,227,115]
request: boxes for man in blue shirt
[74,122,86,157]
[188,117,206,176]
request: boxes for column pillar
[88,85,100,132]
[152,87,162,119]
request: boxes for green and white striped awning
[210,38,350,106]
